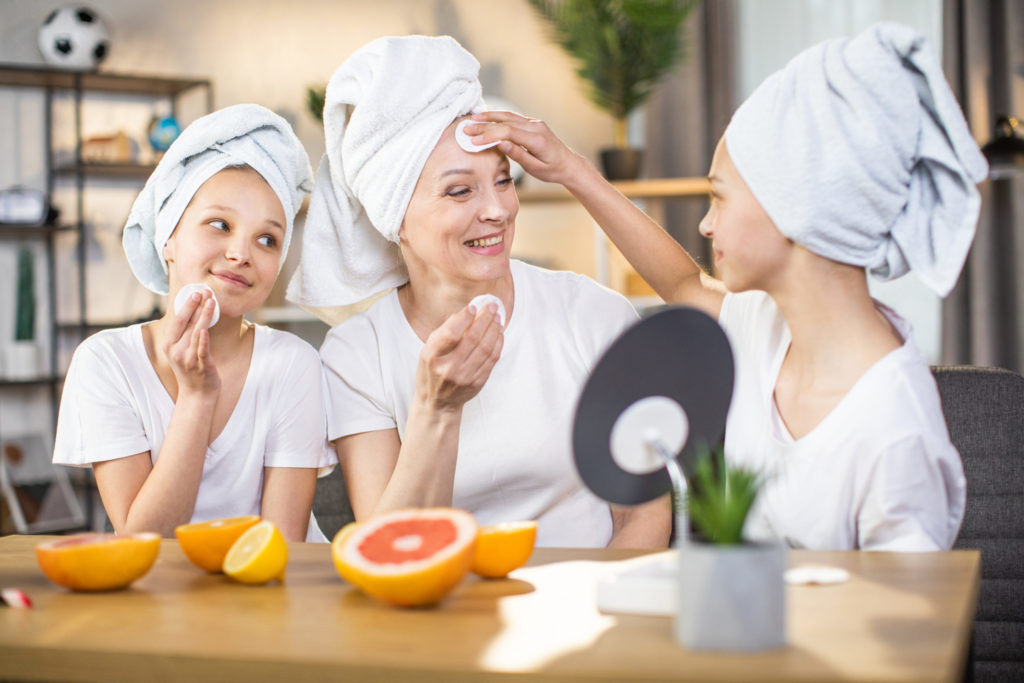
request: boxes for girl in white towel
[53,105,333,542]
[467,23,984,551]
[288,36,670,548]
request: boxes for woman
[464,23,981,550]
[54,105,333,542]
[288,36,670,548]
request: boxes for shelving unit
[0,64,212,533]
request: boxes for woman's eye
[446,186,471,198]
[497,176,513,188]
[257,235,277,248]
[209,219,229,231]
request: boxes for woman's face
[698,138,792,293]
[162,166,286,318]
[399,118,518,287]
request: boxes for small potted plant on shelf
[527,0,701,180]
[6,247,41,380]
[677,445,786,651]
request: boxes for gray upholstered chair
[932,365,1024,682]
[311,467,354,541]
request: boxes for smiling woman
[52,105,335,543]
[287,36,671,550]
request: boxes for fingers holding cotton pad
[469,294,506,327]
[174,283,220,328]
[456,119,501,154]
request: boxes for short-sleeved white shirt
[321,260,639,547]
[53,323,336,542]
[717,291,966,551]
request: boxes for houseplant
[677,445,786,651]
[528,0,701,179]
[6,247,41,379]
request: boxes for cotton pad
[455,119,500,154]
[173,283,220,328]
[469,293,506,327]
[783,565,850,586]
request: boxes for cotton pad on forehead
[469,293,506,327]
[173,283,221,328]
[455,120,501,154]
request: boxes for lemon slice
[176,515,261,573]
[222,520,288,584]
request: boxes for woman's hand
[466,111,588,187]
[164,290,220,397]
[415,303,503,412]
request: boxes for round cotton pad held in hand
[469,294,506,327]
[173,283,220,328]
[456,120,500,154]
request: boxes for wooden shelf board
[517,177,711,203]
[54,162,158,179]
[0,63,209,96]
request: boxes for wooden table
[0,535,978,682]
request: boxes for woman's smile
[463,231,505,255]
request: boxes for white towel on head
[286,35,485,313]
[123,103,313,295]
[724,22,988,297]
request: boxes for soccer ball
[38,6,110,71]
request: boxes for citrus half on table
[35,532,161,591]
[222,520,288,585]
[331,508,477,607]
[175,515,260,572]
[470,520,538,578]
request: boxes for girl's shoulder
[71,324,146,369]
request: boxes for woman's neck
[768,250,902,389]
[398,269,514,341]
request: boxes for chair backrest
[312,467,354,542]
[932,365,1024,682]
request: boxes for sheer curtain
[643,0,737,269]
[941,0,1024,373]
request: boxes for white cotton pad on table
[173,283,220,328]
[784,565,850,585]
[469,294,506,327]
[455,119,500,153]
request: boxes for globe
[147,116,181,152]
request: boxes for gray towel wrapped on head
[724,22,988,297]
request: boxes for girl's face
[162,166,285,318]
[399,118,518,287]
[699,138,792,293]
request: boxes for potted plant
[6,247,41,379]
[676,445,786,651]
[528,0,701,180]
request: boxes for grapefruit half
[332,508,477,607]
[35,533,161,591]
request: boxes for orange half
[332,508,477,607]
[35,533,161,591]
[175,515,260,573]
[470,520,538,578]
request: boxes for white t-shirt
[321,260,639,547]
[53,323,335,542]
[717,291,966,551]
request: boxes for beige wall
[1,0,644,438]
[0,0,625,330]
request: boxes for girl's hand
[466,111,588,186]
[164,290,220,397]
[415,303,503,412]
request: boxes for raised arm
[467,112,725,318]
[337,304,503,519]
[94,294,219,537]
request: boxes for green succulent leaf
[686,444,762,545]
